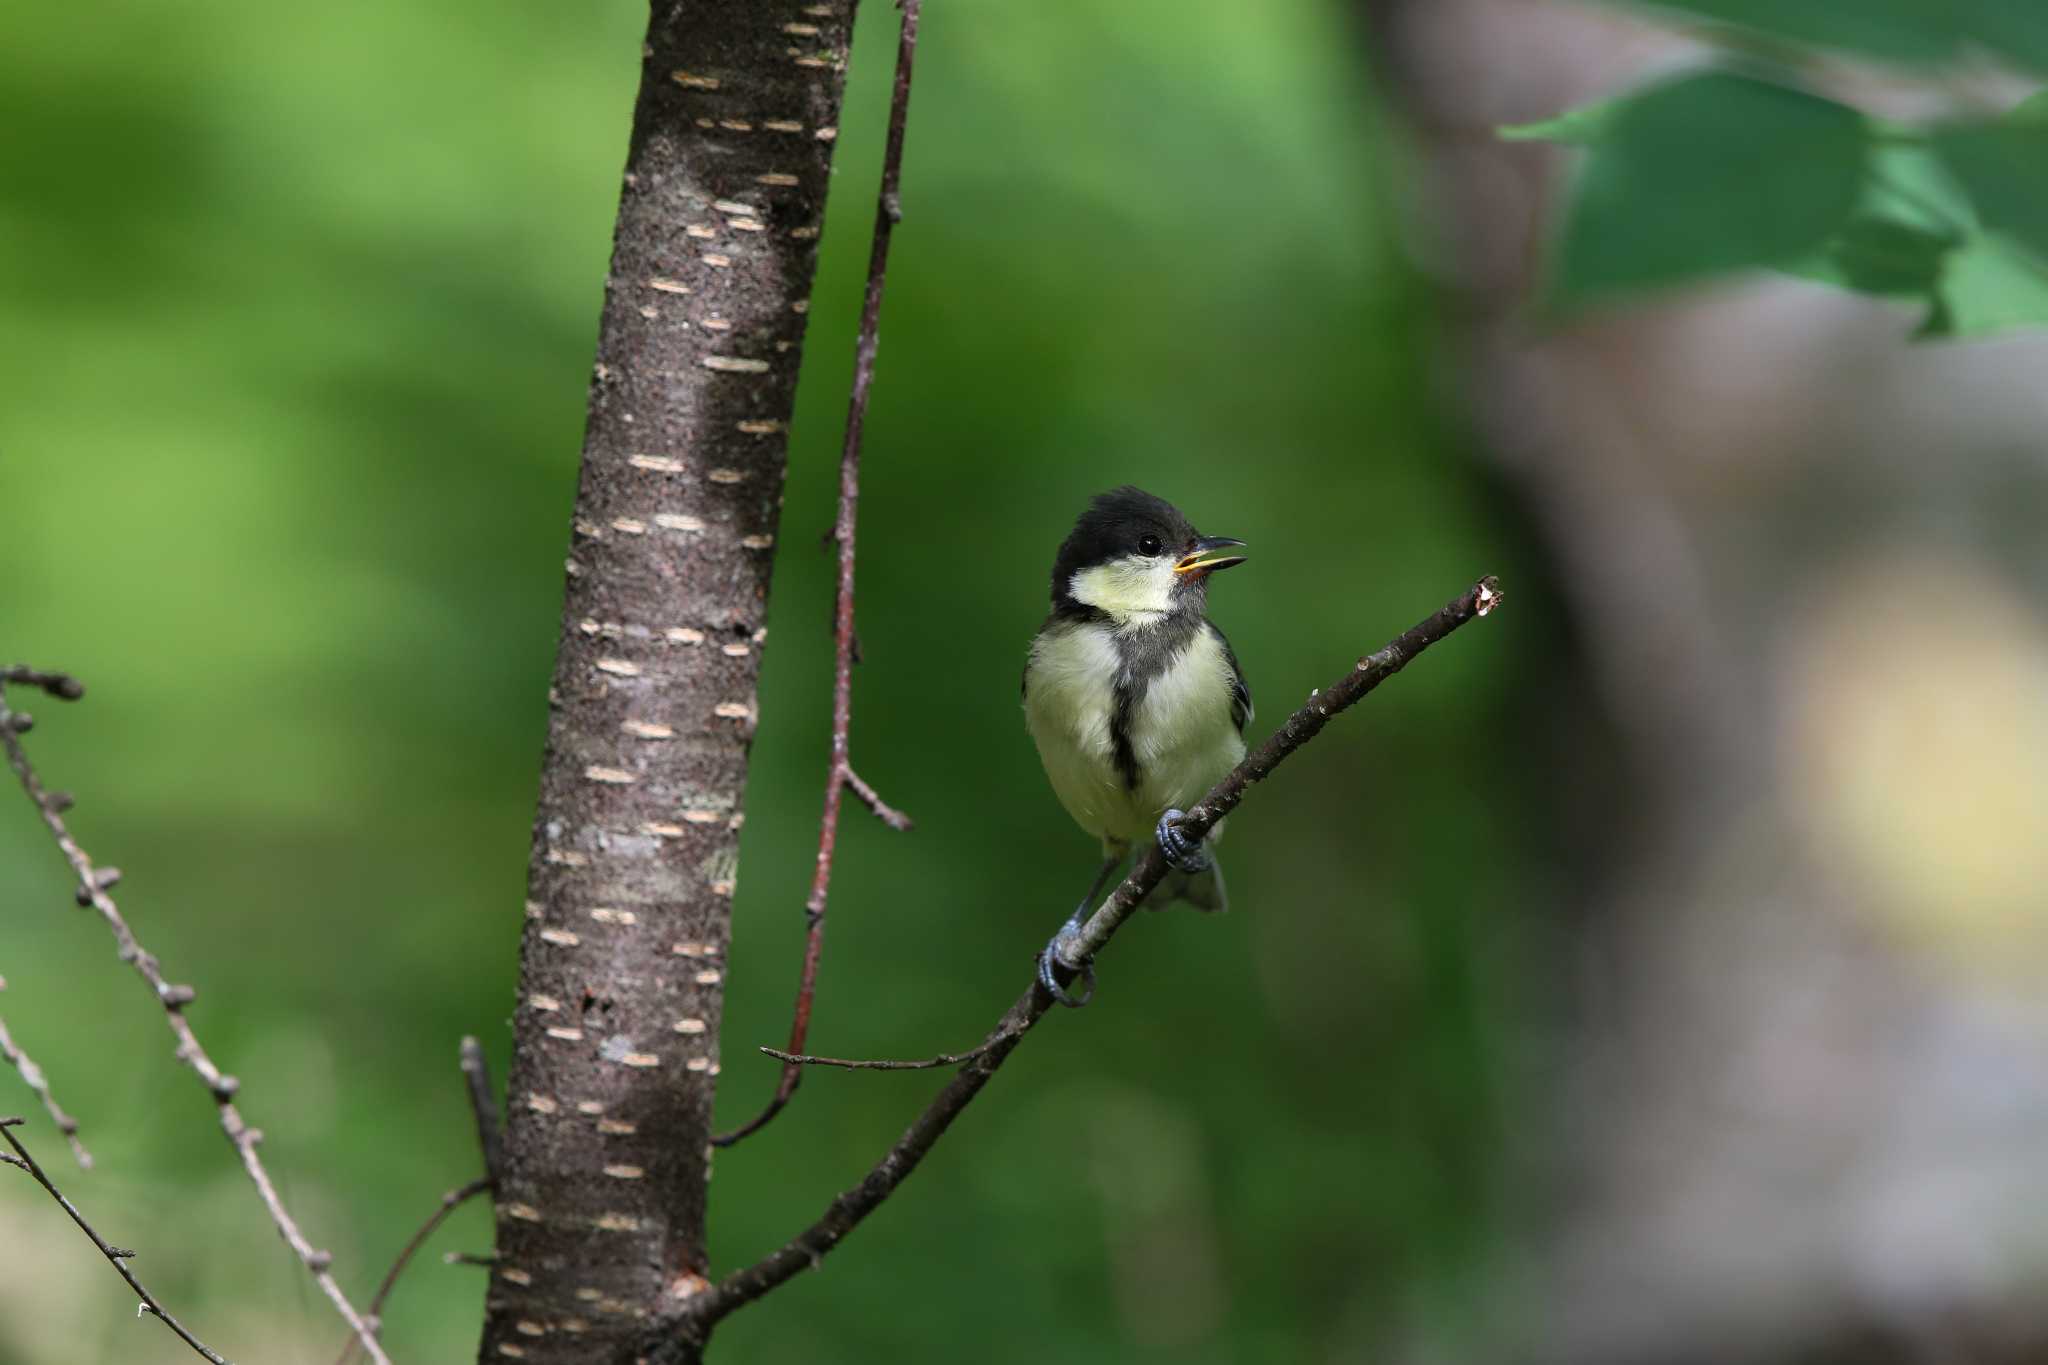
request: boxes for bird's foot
[1155,809,1211,873]
[1037,912,1096,1008]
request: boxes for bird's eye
[1138,534,1162,556]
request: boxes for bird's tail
[1153,856,1227,913]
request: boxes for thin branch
[457,1036,501,1184]
[674,576,1505,1340]
[442,1251,498,1268]
[843,766,913,832]
[1,665,86,700]
[1,1117,229,1363]
[760,1028,1014,1073]
[0,673,392,1365]
[335,1177,491,1365]
[713,0,923,1150]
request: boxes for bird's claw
[1155,809,1210,873]
[1038,915,1096,1008]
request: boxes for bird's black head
[1049,486,1246,620]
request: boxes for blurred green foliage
[1508,12,2048,335]
[1632,0,2048,66]
[1,1,1551,1360]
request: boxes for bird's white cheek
[1068,556,1175,620]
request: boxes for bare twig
[760,1030,1012,1072]
[713,0,923,1150]
[1,665,86,700]
[0,1003,91,1168]
[843,765,913,832]
[1,1117,229,1363]
[442,1251,498,1268]
[335,1177,491,1365]
[673,577,1505,1342]
[458,1036,501,1184]
[0,673,391,1365]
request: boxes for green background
[0,1,1548,1359]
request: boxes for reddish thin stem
[713,0,922,1150]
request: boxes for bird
[1022,486,1251,1006]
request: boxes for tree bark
[479,4,858,1361]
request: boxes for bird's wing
[1208,621,1253,733]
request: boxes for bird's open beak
[1174,536,1248,577]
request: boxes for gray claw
[1155,809,1211,873]
[1038,916,1096,1008]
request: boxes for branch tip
[844,767,913,831]
[459,1035,503,1183]
[1474,575,1504,616]
[1,666,86,700]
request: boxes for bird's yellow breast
[1023,618,1244,850]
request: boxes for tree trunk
[479,4,858,1361]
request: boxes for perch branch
[713,0,923,1150]
[672,576,1505,1340]
[0,671,391,1365]
[457,1036,501,1183]
[1,1117,228,1363]
[0,1002,91,1168]
[335,1177,492,1365]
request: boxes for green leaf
[1819,215,1954,294]
[1783,212,1952,334]
[1939,230,2048,333]
[1549,70,1869,302]
[1629,0,1961,64]
[1779,136,2048,339]
[1934,114,2048,261]
[1859,141,1978,236]
[1498,98,1618,145]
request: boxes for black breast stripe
[1109,615,1200,792]
[1109,674,1142,791]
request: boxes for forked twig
[0,669,391,1365]
[332,1038,501,1364]
[335,1177,492,1365]
[713,0,924,1149]
[2,1117,229,1363]
[672,577,1505,1344]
